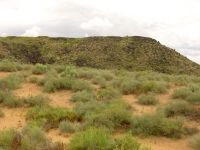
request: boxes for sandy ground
[0,72,199,150]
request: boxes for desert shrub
[187,91,200,105]
[0,73,24,90]
[42,76,75,93]
[173,75,190,86]
[58,77,75,90]
[0,90,24,107]
[171,87,191,100]
[70,90,97,103]
[110,77,126,89]
[68,127,112,150]
[91,75,106,85]
[119,80,141,95]
[141,81,167,94]
[59,121,82,133]
[138,92,159,105]
[20,64,33,71]
[0,59,21,72]
[141,81,157,93]
[43,78,60,93]
[164,101,193,117]
[32,63,47,75]
[60,65,79,78]
[0,108,4,118]
[131,111,185,138]
[21,125,50,150]
[84,100,132,130]
[189,135,200,149]
[0,128,16,149]
[72,79,93,92]
[113,133,153,150]
[74,101,106,117]
[52,65,66,73]
[187,83,200,92]
[28,76,38,83]
[26,105,79,129]
[100,71,114,81]
[98,86,121,102]
[77,68,99,79]
[25,94,50,107]
[45,68,58,78]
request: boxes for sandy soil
[0,72,199,150]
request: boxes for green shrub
[26,105,79,129]
[72,79,93,92]
[0,108,4,118]
[26,94,50,107]
[32,63,47,75]
[42,77,75,93]
[68,127,112,150]
[141,81,158,93]
[59,121,82,133]
[43,78,60,93]
[98,86,121,102]
[189,135,200,149]
[187,91,200,105]
[113,133,153,150]
[53,65,66,73]
[77,68,99,79]
[85,100,132,130]
[141,81,167,94]
[70,90,97,103]
[0,59,21,72]
[164,101,193,117]
[120,80,141,95]
[171,87,191,100]
[131,111,185,138]
[100,71,114,81]
[0,73,24,90]
[138,92,159,105]
[91,76,106,87]
[21,125,50,150]
[0,90,24,107]
[28,76,38,83]
[60,66,79,78]
[173,75,190,86]
[74,101,106,117]
[0,128,16,149]
[187,83,200,92]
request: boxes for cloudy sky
[0,0,200,64]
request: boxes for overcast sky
[0,0,200,64]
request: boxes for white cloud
[0,33,8,37]
[21,26,41,37]
[80,17,113,30]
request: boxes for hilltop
[0,36,199,75]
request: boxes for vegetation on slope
[0,36,199,75]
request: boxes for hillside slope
[0,36,199,75]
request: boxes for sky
[0,0,200,64]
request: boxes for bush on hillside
[164,101,193,117]
[0,73,24,90]
[84,100,132,130]
[73,101,106,117]
[131,111,185,138]
[0,59,21,72]
[171,87,191,100]
[68,127,112,150]
[187,91,200,105]
[138,92,159,105]
[32,63,47,75]
[70,90,97,103]
[60,66,79,78]
[97,86,121,102]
